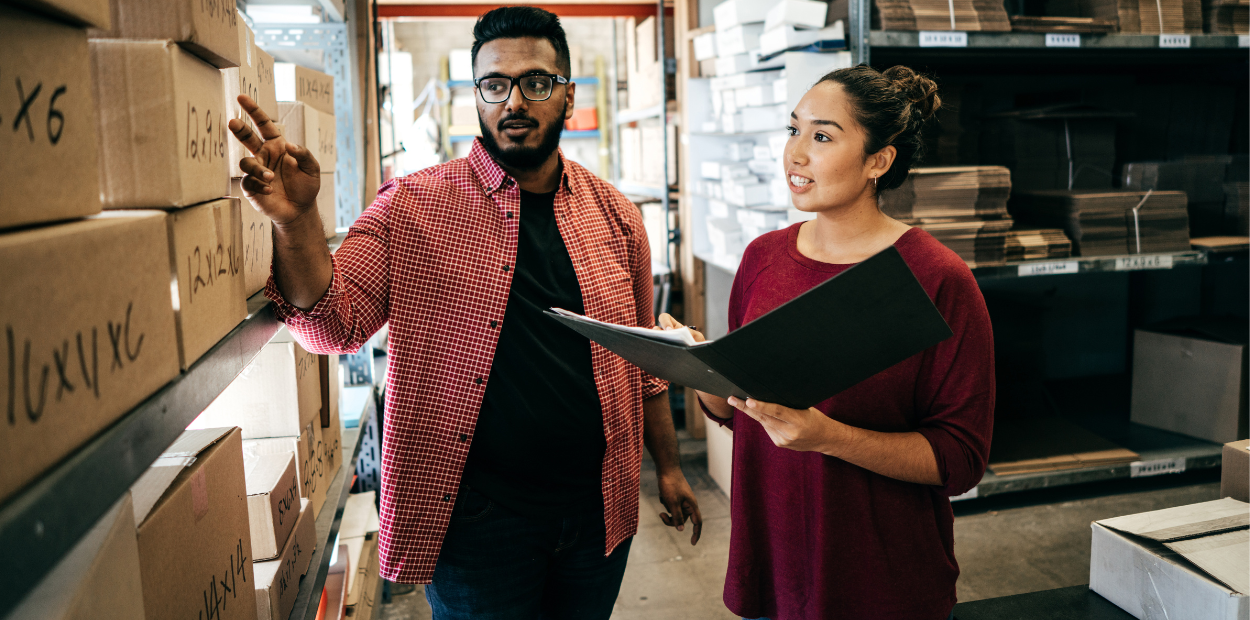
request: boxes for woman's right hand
[656,313,706,342]
[655,314,734,419]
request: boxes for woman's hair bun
[882,65,941,124]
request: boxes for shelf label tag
[1131,457,1187,478]
[919,31,968,47]
[950,486,979,502]
[1115,254,1173,271]
[1159,34,1191,48]
[1018,261,1079,277]
[1045,33,1081,48]
[1239,35,1249,48]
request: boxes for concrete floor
[380,439,1221,620]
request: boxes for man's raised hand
[229,94,322,227]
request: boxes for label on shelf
[1239,35,1249,48]
[1045,33,1081,48]
[1159,34,1191,48]
[1130,457,1187,478]
[1114,254,1173,271]
[950,487,979,502]
[1018,261,1079,277]
[918,31,968,48]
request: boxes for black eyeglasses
[474,74,569,104]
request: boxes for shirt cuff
[698,394,734,429]
[263,260,340,323]
[641,375,669,400]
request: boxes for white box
[723,179,771,207]
[740,104,786,132]
[720,162,752,178]
[774,78,789,107]
[764,0,830,31]
[771,177,792,206]
[748,158,780,175]
[708,199,732,219]
[769,133,789,158]
[735,84,781,107]
[693,31,718,61]
[760,23,844,56]
[738,206,789,229]
[727,142,756,161]
[710,69,782,91]
[715,23,764,56]
[722,89,738,113]
[723,112,743,133]
[753,145,773,160]
[711,184,724,199]
[449,49,473,82]
[1090,499,1249,620]
[714,53,751,76]
[713,0,772,30]
[701,160,723,180]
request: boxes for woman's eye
[815,133,829,142]
[786,125,798,136]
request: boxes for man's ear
[565,82,576,120]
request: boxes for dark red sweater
[705,225,995,620]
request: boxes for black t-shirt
[460,189,606,517]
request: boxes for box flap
[1097,498,1250,542]
[341,491,377,540]
[130,427,236,525]
[244,452,296,496]
[164,427,235,458]
[1141,316,1250,346]
[1164,529,1250,595]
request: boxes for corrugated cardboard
[107,0,240,68]
[130,427,258,620]
[253,498,315,620]
[165,197,248,369]
[192,329,322,439]
[275,62,334,115]
[318,172,337,239]
[9,0,110,28]
[345,535,376,610]
[0,6,102,231]
[92,39,231,209]
[7,493,144,619]
[1224,440,1250,502]
[1090,499,1250,620]
[1131,319,1249,444]
[276,101,335,171]
[242,420,327,518]
[347,542,382,619]
[320,355,343,481]
[225,19,277,178]
[231,179,274,296]
[244,452,299,561]
[0,212,180,504]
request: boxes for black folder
[545,246,953,410]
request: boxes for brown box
[242,420,327,518]
[129,427,258,620]
[231,179,274,296]
[0,212,180,504]
[277,101,335,170]
[225,19,278,178]
[318,172,337,239]
[1223,440,1250,502]
[254,498,315,620]
[165,198,247,369]
[107,0,241,68]
[193,328,322,438]
[345,535,377,610]
[349,542,382,620]
[7,493,144,619]
[92,39,231,209]
[9,0,110,28]
[1131,318,1249,444]
[0,6,103,231]
[244,452,300,561]
[320,355,343,478]
[276,62,334,115]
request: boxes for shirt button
[489,320,498,328]
[460,433,469,442]
[506,211,514,219]
[474,377,483,385]
[503,264,510,272]
[443,493,451,502]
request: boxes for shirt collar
[468,138,573,197]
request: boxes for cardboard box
[225,19,278,178]
[349,542,382,619]
[0,212,180,504]
[313,416,340,515]
[0,6,103,231]
[9,0,109,28]
[1131,318,1249,444]
[318,172,337,239]
[1090,498,1249,619]
[165,197,248,369]
[320,355,343,479]
[232,179,274,296]
[193,328,322,439]
[242,420,327,518]
[254,498,315,620]
[92,39,231,209]
[244,452,300,561]
[345,535,377,611]
[6,493,144,619]
[129,427,258,620]
[1223,440,1250,502]
[275,62,334,115]
[277,101,336,171]
[107,0,241,68]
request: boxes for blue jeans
[425,485,632,620]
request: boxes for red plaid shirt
[265,140,667,583]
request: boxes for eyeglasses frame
[473,73,570,104]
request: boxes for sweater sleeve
[913,262,996,497]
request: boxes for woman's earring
[872,176,878,188]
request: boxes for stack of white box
[759,0,843,57]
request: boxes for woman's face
[783,81,883,213]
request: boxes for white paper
[549,308,706,347]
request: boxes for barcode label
[1159,34,1191,48]
[1018,261,1079,276]
[1131,457,1186,477]
[950,487,979,502]
[1115,254,1173,271]
[1239,35,1249,47]
[919,31,968,47]
[1045,34,1081,48]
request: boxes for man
[227,6,701,619]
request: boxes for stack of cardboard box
[873,0,1011,30]
[879,166,1020,267]
[275,62,339,239]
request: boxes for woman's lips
[788,173,814,194]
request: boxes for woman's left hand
[728,396,842,454]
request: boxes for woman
[661,65,994,620]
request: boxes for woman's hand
[655,314,735,420]
[727,396,842,453]
[656,312,705,342]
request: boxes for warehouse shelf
[869,30,1249,50]
[449,129,601,143]
[971,250,1207,279]
[447,76,599,89]
[616,103,665,124]
[290,391,376,620]
[247,0,346,23]
[0,292,283,617]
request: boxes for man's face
[474,37,575,171]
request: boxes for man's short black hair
[471,6,572,78]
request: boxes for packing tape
[1130,189,1154,254]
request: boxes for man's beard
[477,104,566,172]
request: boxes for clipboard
[545,246,953,410]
